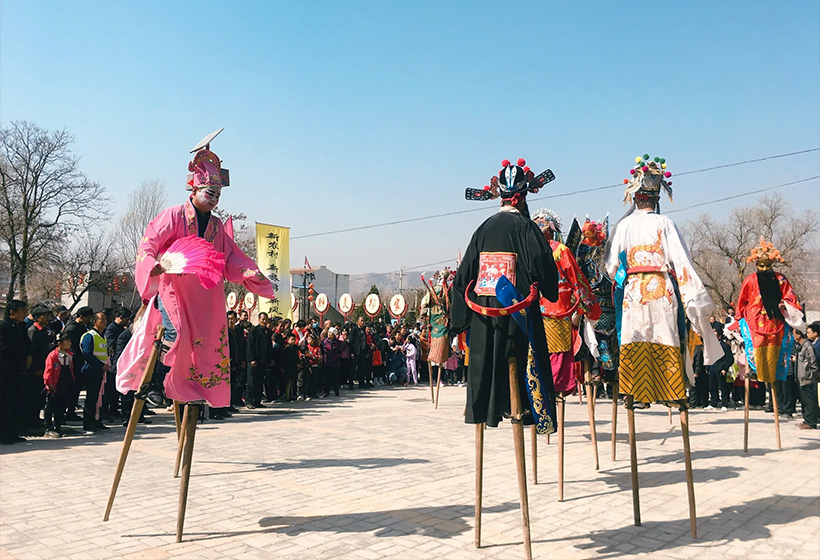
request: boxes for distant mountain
[348,269,442,299]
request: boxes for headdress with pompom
[580,218,607,247]
[746,236,786,266]
[622,154,672,205]
[465,158,555,201]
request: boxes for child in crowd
[403,337,418,384]
[43,333,74,438]
[282,334,299,402]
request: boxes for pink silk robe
[116,200,274,407]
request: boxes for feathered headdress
[623,154,673,205]
[746,236,786,267]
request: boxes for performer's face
[192,186,221,212]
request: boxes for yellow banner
[255,222,292,320]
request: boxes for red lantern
[121,274,128,285]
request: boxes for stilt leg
[611,382,619,461]
[668,407,673,425]
[585,366,599,471]
[546,432,550,445]
[743,377,750,453]
[530,425,538,484]
[626,394,640,527]
[103,325,164,522]
[103,397,145,521]
[434,366,443,409]
[430,365,435,402]
[174,403,190,478]
[475,422,484,548]
[173,400,182,437]
[508,357,532,560]
[557,395,565,502]
[680,407,697,538]
[771,383,782,450]
[176,403,199,543]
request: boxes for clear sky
[2,0,818,275]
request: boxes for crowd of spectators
[0,299,467,444]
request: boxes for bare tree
[57,229,124,312]
[684,193,820,310]
[0,121,109,301]
[117,179,167,269]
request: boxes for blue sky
[2,0,818,274]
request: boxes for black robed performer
[451,158,559,560]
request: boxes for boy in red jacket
[43,333,74,438]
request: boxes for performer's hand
[778,301,787,312]
[150,263,165,277]
[251,360,257,367]
[47,385,56,394]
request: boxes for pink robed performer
[116,134,273,407]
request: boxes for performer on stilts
[452,158,559,560]
[420,269,453,408]
[602,154,721,538]
[530,208,601,496]
[569,217,621,460]
[106,129,274,542]
[736,237,805,450]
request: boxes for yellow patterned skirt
[543,317,572,353]
[619,342,685,403]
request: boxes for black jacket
[246,325,272,368]
[27,323,53,373]
[104,322,126,373]
[62,320,88,377]
[0,319,32,376]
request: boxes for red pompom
[523,166,531,173]
[623,179,629,184]
[501,159,511,167]
[517,158,526,167]
[483,185,490,190]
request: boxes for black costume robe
[451,207,559,428]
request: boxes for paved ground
[1,383,818,560]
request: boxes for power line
[291,148,819,240]
[667,176,819,214]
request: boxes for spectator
[320,327,342,397]
[245,312,271,409]
[26,304,53,431]
[403,336,418,385]
[794,329,819,429]
[63,306,94,422]
[282,333,299,401]
[707,324,734,411]
[0,300,33,444]
[102,307,131,421]
[43,333,74,438]
[49,305,70,336]
[80,312,109,433]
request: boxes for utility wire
[291,148,819,240]
[666,176,819,214]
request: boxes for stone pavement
[1,383,818,560]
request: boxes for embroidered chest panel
[475,252,517,296]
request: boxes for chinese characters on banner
[255,222,292,320]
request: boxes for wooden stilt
[680,407,697,538]
[546,431,550,445]
[434,366,443,409]
[743,377,750,453]
[530,425,538,484]
[475,422,484,548]
[668,407,673,425]
[611,382,619,461]
[508,356,532,560]
[584,365,599,471]
[771,383,782,450]
[430,365,435,402]
[174,403,189,478]
[176,403,200,543]
[626,394,640,527]
[103,326,164,522]
[557,395,565,502]
[173,400,182,436]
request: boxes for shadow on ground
[194,456,431,477]
[570,495,819,558]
